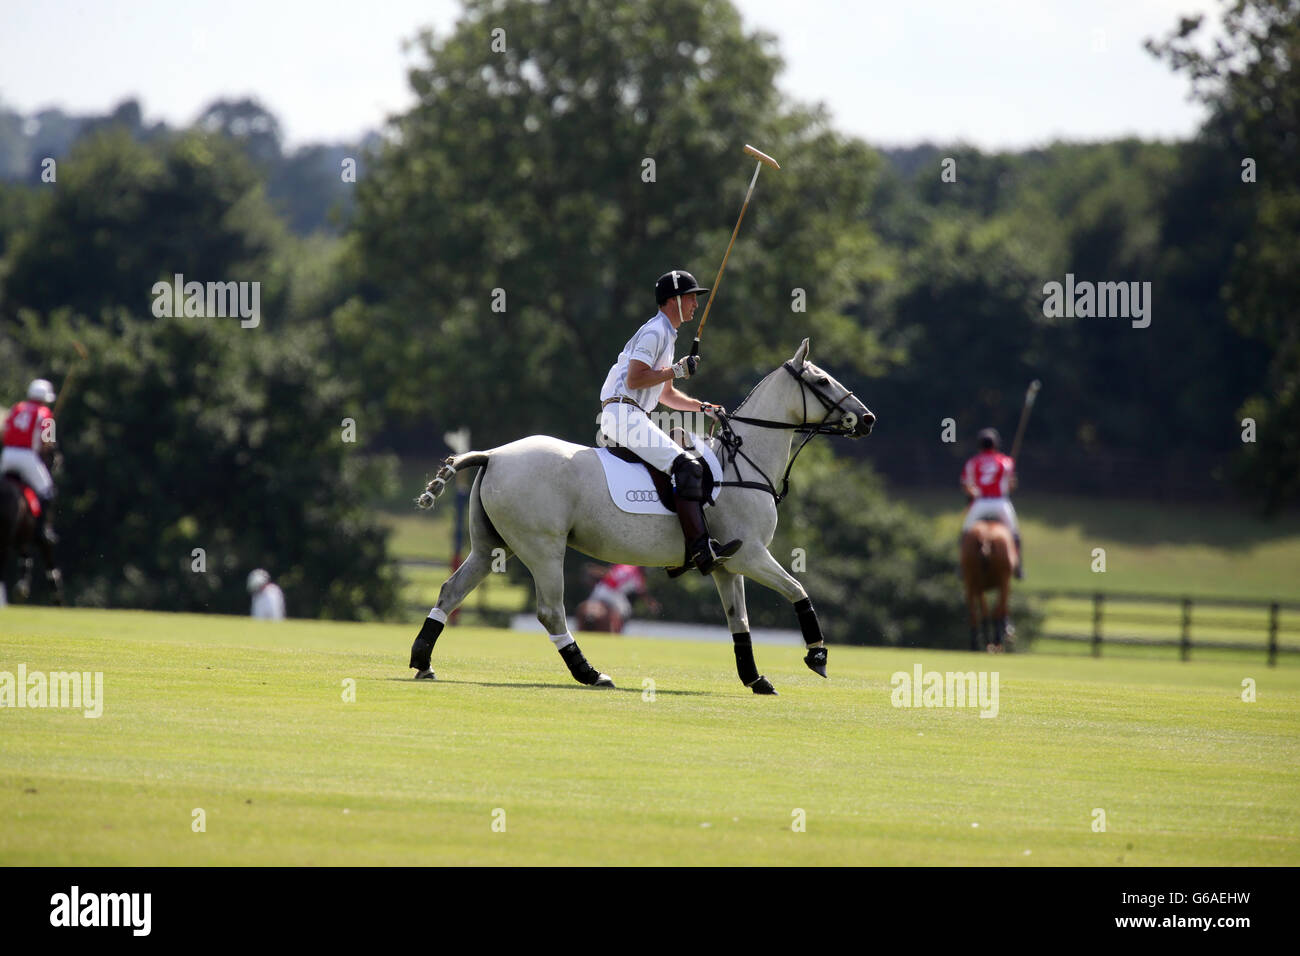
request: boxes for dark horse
[960,520,1015,652]
[0,474,63,606]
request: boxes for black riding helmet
[655,270,709,305]
[978,428,1001,451]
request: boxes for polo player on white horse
[598,269,740,575]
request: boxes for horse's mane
[728,365,782,418]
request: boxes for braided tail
[415,452,491,510]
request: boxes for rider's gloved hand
[700,402,725,421]
[672,355,699,379]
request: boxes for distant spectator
[247,568,285,620]
[577,563,659,633]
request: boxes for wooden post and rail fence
[1035,590,1299,666]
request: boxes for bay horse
[409,339,874,694]
[0,475,64,606]
[960,519,1016,652]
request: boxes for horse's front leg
[733,547,828,679]
[712,569,776,695]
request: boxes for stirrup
[667,538,740,578]
[692,537,741,576]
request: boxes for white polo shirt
[599,311,678,411]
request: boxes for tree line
[0,0,1293,639]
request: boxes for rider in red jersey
[2,379,59,544]
[960,428,1022,578]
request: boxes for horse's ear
[792,338,810,369]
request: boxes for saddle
[2,473,41,518]
[601,429,716,514]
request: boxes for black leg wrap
[794,597,822,645]
[409,615,445,670]
[795,598,829,677]
[733,632,759,685]
[559,642,614,687]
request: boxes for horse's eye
[815,376,828,385]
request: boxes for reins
[711,362,860,505]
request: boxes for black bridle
[713,362,863,505]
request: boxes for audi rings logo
[625,490,660,503]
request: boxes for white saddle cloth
[595,441,723,516]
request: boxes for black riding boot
[670,454,740,575]
[1013,533,1024,579]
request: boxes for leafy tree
[337,0,892,445]
[1149,0,1300,509]
[1,312,400,619]
[195,98,284,167]
[1,129,288,323]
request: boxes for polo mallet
[688,144,781,359]
[51,340,89,420]
[1009,379,1042,462]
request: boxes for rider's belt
[601,396,645,413]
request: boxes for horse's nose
[859,410,876,436]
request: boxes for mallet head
[743,144,780,169]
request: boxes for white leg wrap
[550,632,575,650]
[428,607,448,623]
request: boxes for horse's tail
[415,452,491,511]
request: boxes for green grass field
[3,607,1297,865]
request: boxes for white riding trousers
[598,402,685,473]
[963,496,1018,533]
[0,447,53,499]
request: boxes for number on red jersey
[3,401,52,450]
[963,452,1014,498]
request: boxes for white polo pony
[410,338,875,694]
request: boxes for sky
[0,0,1219,150]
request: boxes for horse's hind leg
[965,586,982,651]
[408,475,513,678]
[714,570,775,695]
[993,580,1011,650]
[38,538,63,606]
[513,539,613,689]
[15,552,33,601]
[978,590,997,652]
[408,549,497,676]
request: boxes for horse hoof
[409,635,434,671]
[593,674,615,688]
[414,668,436,680]
[750,676,778,695]
[804,646,828,678]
